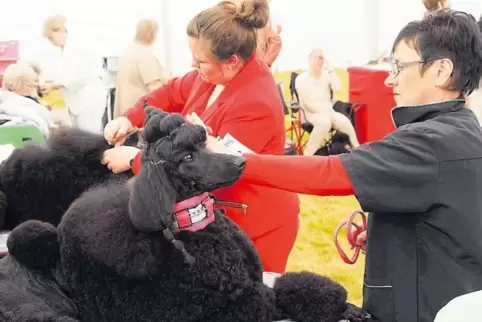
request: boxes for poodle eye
[183,154,193,162]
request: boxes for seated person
[0,63,53,137]
[295,49,359,156]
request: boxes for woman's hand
[356,231,367,245]
[275,24,282,35]
[104,116,134,146]
[185,113,240,156]
[101,146,140,174]
[40,82,62,96]
[39,84,54,96]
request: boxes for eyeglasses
[389,57,443,77]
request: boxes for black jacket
[340,99,482,322]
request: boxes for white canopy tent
[0,0,480,76]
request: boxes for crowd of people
[1,0,482,321]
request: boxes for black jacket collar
[391,99,465,128]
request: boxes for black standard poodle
[0,108,369,321]
[0,128,131,231]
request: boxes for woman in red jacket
[101,0,299,273]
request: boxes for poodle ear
[0,190,7,228]
[272,271,370,322]
[7,220,59,269]
[128,164,176,232]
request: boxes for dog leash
[333,210,367,265]
[213,198,248,216]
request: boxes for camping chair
[306,101,362,155]
[277,83,290,115]
[0,124,45,148]
[285,71,318,154]
[276,77,305,155]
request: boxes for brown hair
[186,0,269,61]
[135,19,159,44]
[423,0,449,12]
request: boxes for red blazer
[125,55,300,238]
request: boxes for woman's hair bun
[234,0,269,29]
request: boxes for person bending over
[101,0,300,274]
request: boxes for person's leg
[331,111,360,148]
[304,111,331,156]
[252,217,299,273]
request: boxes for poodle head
[128,107,245,265]
[141,107,245,197]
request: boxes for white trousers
[70,105,106,134]
[304,109,360,156]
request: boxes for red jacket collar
[209,54,268,104]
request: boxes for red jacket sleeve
[124,70,198,128]
[241,153,355,196]
[216,102,275,154]
[131,151,142,175]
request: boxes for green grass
[285,195,365,306]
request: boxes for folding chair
[0,124,45,148]
[276,76,306,155]
[305,101,362,155]
[284,72,308,154]
[276,83,290,115]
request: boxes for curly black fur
[314,131,351,156]
[48,108,369,322]
[0,221,79,321]
[0,127,131,230]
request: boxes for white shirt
[295,70,341,114]
[0,90,53,137]
[24,40,107,116]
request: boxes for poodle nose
[233,157,246,169]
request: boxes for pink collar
[172,192,215,232]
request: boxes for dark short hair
[392,9,482,96]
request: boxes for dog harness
[172,193,215,232]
